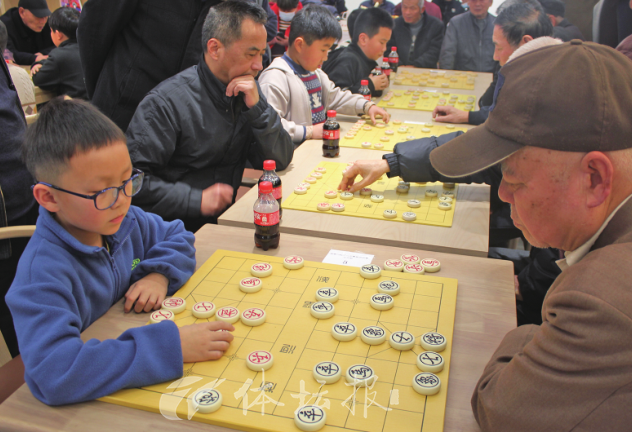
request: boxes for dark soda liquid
[254,223,280,250]
[323,119,340,158]
[258,178,282,218]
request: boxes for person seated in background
[359,0,397,15]
[0,0,53,66]
[270,0,303,58]
[31,7,87,100]
[322,7,392,97]
[7,98,235,406]
[387,0,445,68]
[394,0,443,21]
[260,5,391,146]
[438,0,496,72]
[0,20,36,115]
[433,0,552,125]
[126,1,293,233]
[433,0,466,25]
[538,0,584,41]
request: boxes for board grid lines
[377,89,476,112]
[392,70,477,90]
[99,250,458,432]
[282,162,458,227]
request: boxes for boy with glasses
[6,98,235,406]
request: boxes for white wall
[343,0,506,16]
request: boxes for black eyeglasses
[36,169,144,210]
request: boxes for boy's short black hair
[49,7,80,40]
[289,5,342,46]
[346,8,362,42]
[352,8,393,44]
[277,0,300,12]
[23,98,126,181]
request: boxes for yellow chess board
[392,70,477,90]
[341,120,468,152]
[377,89,477,112]
[100,250,458,432]
[283,162,458,227]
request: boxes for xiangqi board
[377,89,477,112]
[392,69,477,90]
[99,250,458,432]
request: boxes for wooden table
[0,225,516,431]
[34,86,55,105]
[220,141,490,257]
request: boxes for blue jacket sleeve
[6,265,183,406]
[129,207,196,295]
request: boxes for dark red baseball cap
[430,40,632,177]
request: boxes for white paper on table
[322,249,375,267]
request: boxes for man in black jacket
[387,0,445,68]
[127,1,293,233]
[32,7,86,100]
[0,0,53,66]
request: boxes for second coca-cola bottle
[359,79,371,101]
[258,160,282,219]
[388,47,399,73]
[254,181,280,251]
[381,57,391,82]
[322,110,340,158]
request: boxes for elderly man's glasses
[36,169,144,210]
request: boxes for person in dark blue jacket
[6,98,235,406]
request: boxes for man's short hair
[48,7,80,40]
[496,2,553,48]
[201,0,268,51]
[538,0,565,17]
[497,0,543,14]
[277,0,300,12]
[289,5,342,46]
[0,21,7,52]
[22,98,126,181]
[352,8,393,44]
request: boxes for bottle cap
[326,110,337,117]
[361,80,369,85]
[392,47,397,52]
[383,57,389,62]
[259,181,272,194]
[263,160,276,171]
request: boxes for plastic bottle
[258,160,282,219]
[371,66,383,76]
[388,47,399,73]
[322,110,340,158]
[381,57,391,82]
[359,80,371,101]
[254,181,280,250]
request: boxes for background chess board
[377,90,477,112]
[100,250,458,432]
[392,70,477,90]
[340,120,468,152]
[282,162,458,228]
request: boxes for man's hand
[30,64,42,76]
[273,35,289,47]
[201,183,234,217]
[180,321,235,362]
[34,53,48,63]
[312,123,324,139]
[226,75,260,109]
[338,159,391,192]
[432,105,469,124]
[124,273,169,313]
[368,105,390,124]
[369,73,389,91]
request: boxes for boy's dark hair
[538,0,565,17]
[201,0,267,51]
[49,7,80,40]
[289,5,342,46]
[277,0,300,12]
[496,2,553,47]
[23,98,126,181]
[352,8,393,44]
[346,8,362,42]
[0,21,7,52]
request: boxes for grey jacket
[438,11,497,73]
[127,59,293,227]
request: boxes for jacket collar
[36,205,135,257]
[348,43,378,69]
[592,195,632,252]
[59,39,77,48]
[197,57,239,110]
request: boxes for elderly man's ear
[581,151,614,209]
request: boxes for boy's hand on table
[180,321,235,362]
[369,74,389,91]
[226,75,259,108]
[368,105,390,124]
[30,64,42,76]
[338,159,391,193]
[124,273,169,313]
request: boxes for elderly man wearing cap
[430,40,632,430]
[0,0,53,66]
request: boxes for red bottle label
[363,95,371,101]
[323,130,340,140]
[389,58,398,64]
[384,69,391,76]
[273,186,282,200]
[254,210,279,226]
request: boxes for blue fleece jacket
[6,205,196,406]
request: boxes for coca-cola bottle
[254,181,280,250]
[258,160,282,219]
[371,66,383,76]
[322,110,340,158]
[388,47,399,73]
[381,57,391,82]
[359,79,371,101]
